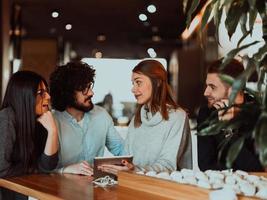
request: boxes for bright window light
[81,58,166,104]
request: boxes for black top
[197,100,264,172]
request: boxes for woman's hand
[98,160,134,175]
[63,161,93,176]
[38,111,59,156]
[37,111,57,135]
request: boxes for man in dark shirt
[197,58,263,172]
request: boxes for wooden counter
[0,172,266,199]
[118,172,267,200]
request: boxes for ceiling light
[152,35,161,42]
[97,35,106,42]
[152,26,159,32]
[147,5,156,13]
[65,24,72,30]
[139,14,147,21]
[52,11,59,18]
[147,48,157,58]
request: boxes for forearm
[44,130,59,156]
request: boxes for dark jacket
[0,107,58,200]
[197,97,264,172]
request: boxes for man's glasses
[82,82,94,95]
[37,88,49,98]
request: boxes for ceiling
[12,0,193,58]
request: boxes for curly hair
[49,61,95,111]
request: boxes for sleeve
[176,116,192,170]
[38,152,59,172]
[197,135,224,171]
[105,113,125,156]
[0,112,16,177]
[142,112,188,172]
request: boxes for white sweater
[125,106,190,172]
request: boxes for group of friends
[0,58,265,200]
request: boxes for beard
[71,96,94,112]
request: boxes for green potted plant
[184,0,267,168]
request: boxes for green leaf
[221,0,235,8]
[254,44,267,60]
[229,58,256,105]
[225,1,245,39]
[257,67,266,93]
[200,3,212,31]
[237,14,251,47]
[183,0,189,13]
[226,137,245,168]
[229,79,246,105]
[221,41,260,69]
[237,30,252,47]
[248,8,257,35]
[256,0,267,23]
[213,2,223,43]
[254,112,267,167]
[240,13,248,35]
[247,0,256,9]
[186,0,201,27]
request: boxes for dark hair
[1,70,48,175]
[207,58,245,79]
[49,61,95,111]
[132,60,178,127]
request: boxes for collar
[140,105,163,126]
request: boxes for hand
[37,111,57,135]
[98,159,134,175]
[64,161,93,176]
[213,99,239,121]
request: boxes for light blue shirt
[53,105,124,167]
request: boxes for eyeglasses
[37,88,49,98]
[82,82,94,95]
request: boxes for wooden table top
[0,172,266,200]
[0,173,159,200]
[0,173,119,200]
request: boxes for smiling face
[204,73,230,107]
[35,81,50,115]
[131,72,153,106]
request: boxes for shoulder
[0,107,15,123]
[168,108,187,121]
[0,107,16,139]
[88,105,112,120]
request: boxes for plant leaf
[228,58,256,105]
[254,112,267,167]
[186,0,201,28]
[200,2,212,31]
[183,0,189,13]
[248,8,257,36]
[220,40,260,70]
[225,1,245,39]
[254,44,267,61]
[240,13,248,35]
[226,136,245,168]
[213,1,223,43]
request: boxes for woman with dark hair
[99,60,192,174]
[0,71,59,200]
